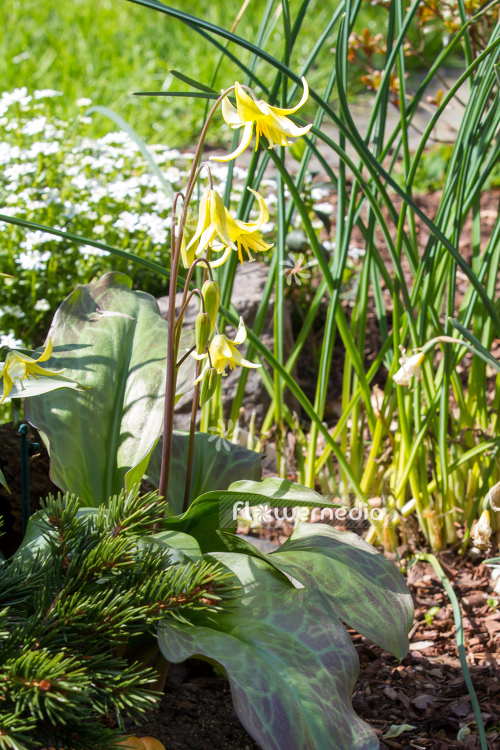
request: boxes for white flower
[34,89,63,99]
[393,350,425,387]
[20,231,62,251]
[93,224,106,235]
[113,211,141,233]
[0,305,24,319]
[76,97,92,108]
[313,201,334,214]
[78,246,110,260]
[1,87,32,107]
[21,116,47,136]
[347,245,366,260]
[15,250,52,271]
[34,299,51,312]
[0,333,23,349]
[27,141,60,157]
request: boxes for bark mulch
[130,551,500,750]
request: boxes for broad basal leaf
[269,523,414,659]
[25,272,194,506]
[161,477,340,552]
[158,552,378,750]
[146,431,262,514]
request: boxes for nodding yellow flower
[186,189,236,258]
[179,208,198,269]
[212,78,312,162]
[0,338,64,403]
[193,317,261,377]
[209,188,274,267]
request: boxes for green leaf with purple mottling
[158,552,379,750]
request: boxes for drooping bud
[195,312,211,356]
[199,367,218,407]
[471,509,492,551]
[202,280,221,334]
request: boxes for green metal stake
[19,424,30,538]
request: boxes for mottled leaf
[25,272,194,505]
[269,523,413,659]
[146,431,262,514]
[158,552,378,750]
[161,477,339,553]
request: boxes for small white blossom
[20,231,62,251]
[21,116,47,136]
[34,298,51,312]
[78,246,110,260]
[34,89,63,99]
[1,87,31,107]
[76,97,92,108]
[0,333,23,348]
[16,249,52,271]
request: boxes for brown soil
[0,422,58,557]
[128,552,500,750]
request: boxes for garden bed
[3,424,499,749]
[128,552,500,750]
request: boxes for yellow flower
[179,208,198,269]
[193,317,261,377]
[186,189,236,258]
[212,78,312,162]
[0,338,64,403]
[210,188,274,267]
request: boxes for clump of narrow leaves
[0,489,236,750]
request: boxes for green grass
[0,0,385,145]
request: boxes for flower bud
[471,509,492,551]
[202,280,220,334]
[195,312,211,356]
[199,367,217,407]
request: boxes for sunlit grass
[0,0,385,144]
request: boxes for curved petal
[0,370,13,403]
[267,113,312,138]
[210,191,235,249]
[244,232,274,254]
[221,91,242,128]
[241,188,269,232]
[233,316,247,345]
[36,338,53,363]
[186,192,210,250]
[29,363,66,377]
[234,82,265,121]
[211,120,254,163]
[207,245,233,268]
[236,356,261,369]
[269,76,310,116]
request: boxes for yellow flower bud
[202,280,221,334]
[199,367,218,407]
[195,312,211,356]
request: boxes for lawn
[0,0,385,144]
